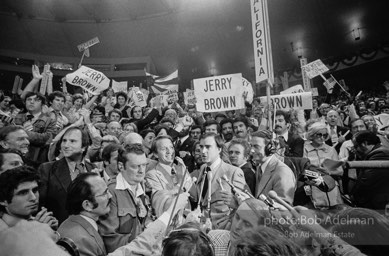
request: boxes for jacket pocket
[117,207,137,234]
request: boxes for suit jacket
[325,126,352,153]
[58,215,106,256]
[255,156,296,205]
[189,160,246,230]
[145,162,188,195]
[240,162,256,195]
[38,158,96,224]
[352,145,389,209]
[285,132,304,158]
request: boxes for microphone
[207,171,212,205]
[259,194,274,208]
[267,190,298,216]
[222,175,238,195]
[222,175,254,198]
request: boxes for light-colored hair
[306,122,328,141]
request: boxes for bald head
[326,110,339,127]
[124,132,143,146]
[107,121,122,137]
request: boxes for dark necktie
[26,114,34,121]
[175,139,182,150]
[202,167,211,199]
[171,168,178,185]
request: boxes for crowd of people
[0,65,389,256]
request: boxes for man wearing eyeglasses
[98,144,150,253]
[58,173,112,256]
[14,92,58,164]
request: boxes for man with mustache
[273,110,304,157]
[220,118,234,143]
[58,173,112,256]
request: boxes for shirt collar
[1,212,27,227]
[260,155,274,174]
[180,134,189,143]
[208,157,222,171]
[159,162,174,173]
[65,158,86,173]
[238,161,247,168]
[277,130,289,142]
[115,173,144,197]
[305,142,329,153]
[80,214,98,231]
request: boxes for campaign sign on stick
[66,66,110,95]
[193,73,245,112]
[184,90,196,105]
[301,59,329,79]
[167,91,179,102]
[280,84,304,95]
[112,80,128,93]
[77,37,100,52]
[259,92,313,110]
[250,0,274,84]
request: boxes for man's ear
[81,200,93,212]
[0,141,8,149]
[0,201,8,208]
[117,162,124,172]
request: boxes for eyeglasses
[95,190,110,198]
[315,133,328,138]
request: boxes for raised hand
[32,65,43,80]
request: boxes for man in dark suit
[38,127,97,224]
[58,173,110,256]
[325,110,352,153]
[351,131,389,209]
[274,110,304,157]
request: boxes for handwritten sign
[77,37,100,52]
[193,73,245,112]
[259,92,313,110]
[112,80,128,93]
[184,90,196,105]
[242,77,254,104]
[167,91,178,103]
[301,59,329,79]
[250,0,274,84]
[133,90,147,107]
[300,58,312,91]
[280,84,304,95]
[150,95,169,108]
[66,66,109,95]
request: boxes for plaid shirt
[207,229,230,256]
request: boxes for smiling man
[145,135,191,197]
[38,127,97,224]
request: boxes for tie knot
[171,168,176,175]
[27,114,34,120]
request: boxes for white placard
[259,92,313,110]
[133,90,147,107]
[77,37,100,52]
[193,73,245,112]
[184,90,196,105]
[311,88,319,96]
[112,80,128,93]
[301,59,329,79]
[300,58,312,91]
[280,84,304,95]
[242,77,254,104]
[250,0,274,84]
[66,66,109,95]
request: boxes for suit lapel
[53,158,72,192]
[156,163,171,187]
[70,215,106,255]
[255,157,277,198]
